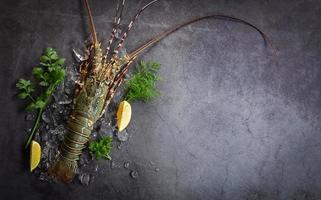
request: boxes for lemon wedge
[30,140,41,172]
[117,101,132,132]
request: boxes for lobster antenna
[105,0,126,59]
[84,0,98,44]
[111,14,273,88]
[128,13,272,59]
[102,14,275,132]
[113,0,160,55]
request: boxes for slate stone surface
[1,0,321,199]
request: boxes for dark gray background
[1,0,321,199]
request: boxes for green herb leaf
[32,67,44,76]
[40,55,50,63]
[56,58,65,65]
[125,60,161,102]
[16,79,35,98]
[25,102,37,112]
[35,99,46,109]
[17,92,28,99]
[16,79,32,90]
[89,136,113,160]
[16,47,66,148]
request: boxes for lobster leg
[112,0,160,56]
[99,56,136,118]
[74,45,94,96]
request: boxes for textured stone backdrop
[0,0,321,199]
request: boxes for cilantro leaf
[17,92,29,99]
[16,47,66,148]
[16,78,35,100]
[32,67,44,79]
[16,79,30,89]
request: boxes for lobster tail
[49,107,95,183]
[49,156,77,183]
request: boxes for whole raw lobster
[49,0,268,183]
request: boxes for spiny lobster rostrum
[49,0,268,183]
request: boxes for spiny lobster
[49,0,269,183]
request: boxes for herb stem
[24,88,53,149]
[104,154,112,160]
[24,107,43,149]
[28,95,36,102]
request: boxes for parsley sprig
[16,48,66,148]
[89,136,113,160]
[125,60,161,102]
